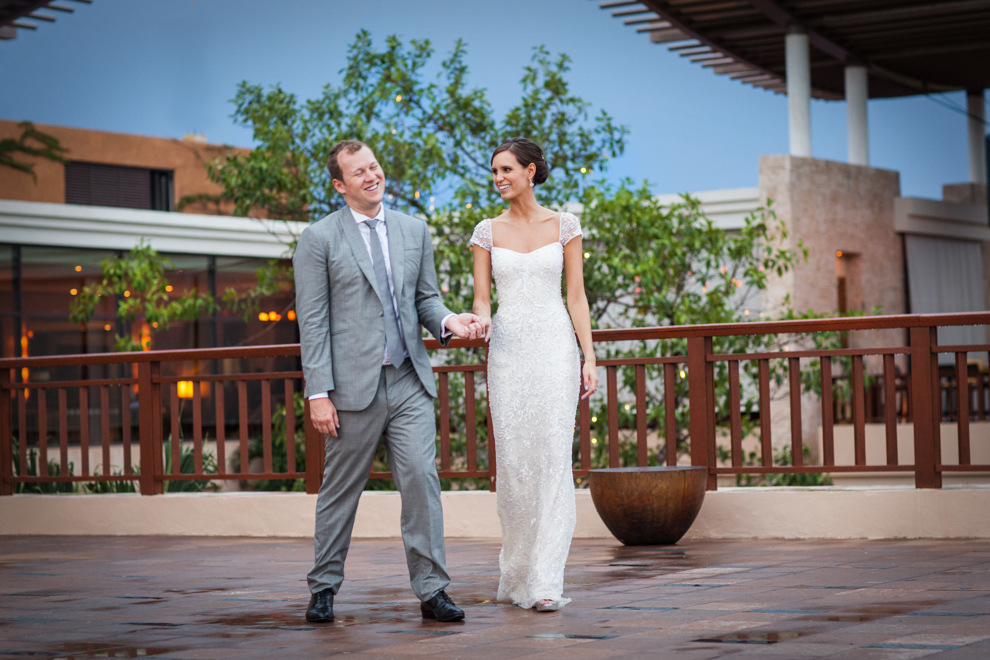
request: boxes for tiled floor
[1,536,989,659]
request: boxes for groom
[294,140,480,623]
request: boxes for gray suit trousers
[307,361,449,601]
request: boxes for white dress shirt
[309,204,454,401]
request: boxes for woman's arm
[563,236,598,399]
[472,245,493,341]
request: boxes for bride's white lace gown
[471,213,582,609]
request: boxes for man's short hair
[327,140,370,182]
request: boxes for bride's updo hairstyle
[491,137,549,186]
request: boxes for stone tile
[1,537,990,657]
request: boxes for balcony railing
[2,312,988,495]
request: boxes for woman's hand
[478,315,492,342]
[581,360,598,400]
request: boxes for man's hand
[310,397,340,437]
[445,312,484,340]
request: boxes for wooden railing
[1,312,988,495]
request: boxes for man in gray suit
[294,140,481,623]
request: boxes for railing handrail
[3,311,988,369]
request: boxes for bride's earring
[528,177,534,188]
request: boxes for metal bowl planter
[589,466,707,546]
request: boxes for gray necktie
[365,218,405,368]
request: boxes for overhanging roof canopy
[0,0,91,40]
[601,1,990,100]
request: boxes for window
[65,162,174,211]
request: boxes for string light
[74,265,82,272]
[395,94,402,102]
[70,288,78,295]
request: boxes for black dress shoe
[306,588,334,623]
[420,590,465,622]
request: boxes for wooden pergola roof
[1,0,91,40]
[601,1,990,100]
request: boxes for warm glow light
[624,404,631,411]
[465,203,472,209]
[287,310,296,321]
[70,288,78,295]
[395,94,402,102]
[591,416,597,423]
[591,437,598,444]
[414,191,420,199]
[430,205,435,211]
[259,312,269,321]
[575,478,582,484]
[27,331,33,338]
[104,324,112,331]
[20,336,28,351]
[388,194,393,200]
[430,197,434,202]
[124,291,131,297]
[836,250,843,257]
[583,252,590,259]
[634,287,641,294]
[391,128,397,134]
[152,322,159,328]
[580,167,587,173]
[759,312,764,318]
[744,310,750,316]
[74,265,82,272]
[679,369,686,379]
[21,367,29,381]
[177,381,194,399]
[165,285,173,292]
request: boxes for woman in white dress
[470,138,598,612]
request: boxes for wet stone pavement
[0,536,989,659]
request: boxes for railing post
[0,368,13,496]
[303,397,323,494]
[688,336,717,490]
[137,361,156,495]
[909,325,942,489]
[138,360,165,495]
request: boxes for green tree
[69,240,217,352]
[0,121,66,181]
[194,30,626,318]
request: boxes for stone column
[845,65,869,166]
[968,89,987,185]
[786,28,812,157]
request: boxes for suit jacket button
[379,311,384,317]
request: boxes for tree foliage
[194,31,627,317]
[69,241,216,352]
[0,121,66,181]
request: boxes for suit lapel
[385,209,405,302]
[339,206,383,300]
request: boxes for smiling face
[491,150,536,202]
[332,146,385,215]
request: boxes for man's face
[333,146,385,215]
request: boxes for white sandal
[535,599,559,612]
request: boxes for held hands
[310,397,340,438]
[445,312,490,341]
[581,360,599,400]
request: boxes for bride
[470,137,598,612]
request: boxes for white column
[786,28,812,157]
[845,65,869,166]
[968,90,987,184]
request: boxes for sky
[1,0,985,200]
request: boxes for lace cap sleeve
[559,212,583,246]
[470,218,492,252]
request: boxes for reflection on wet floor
[1,536,989,658]
[696,630,811,644]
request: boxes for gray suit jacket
[293,206,454,410]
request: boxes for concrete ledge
[2,487,988,539]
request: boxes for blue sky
[1,0,984,200]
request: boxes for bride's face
[491,151,535,201]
